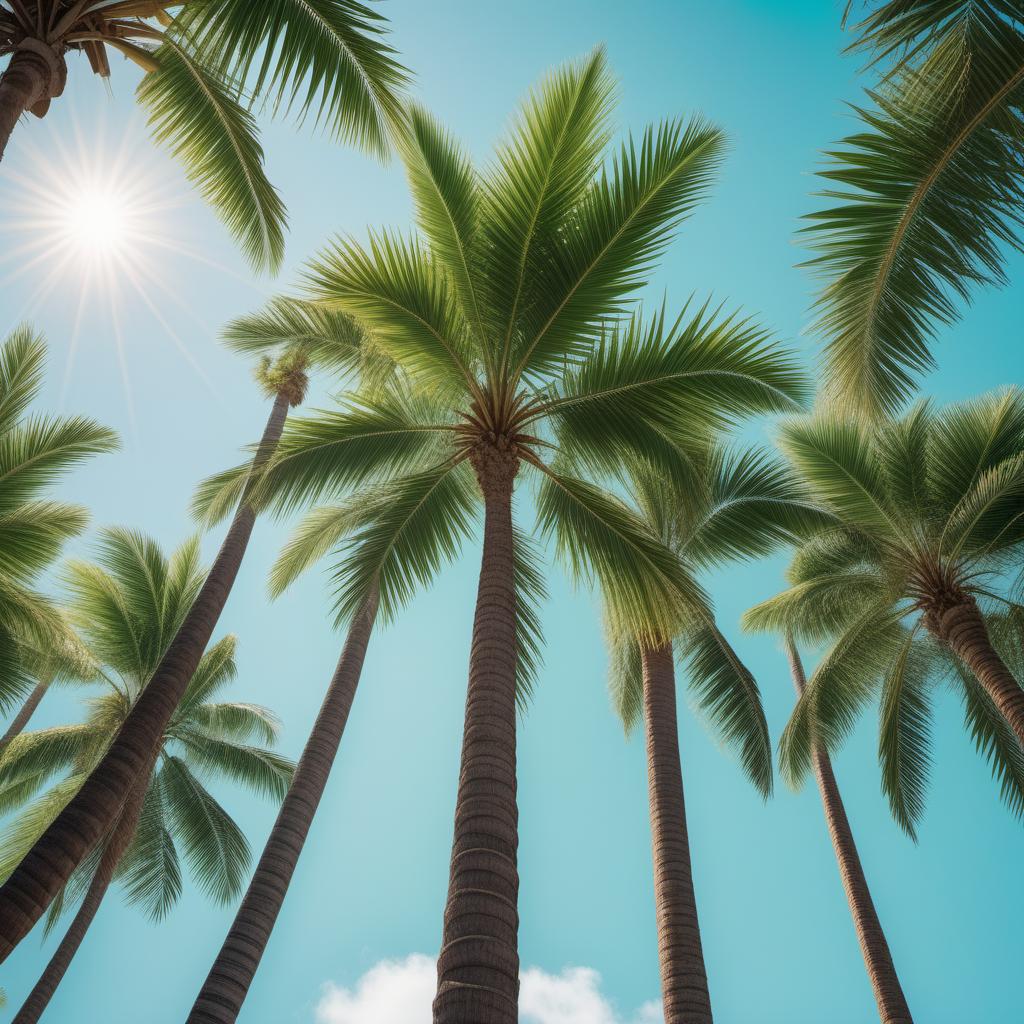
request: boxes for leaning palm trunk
[929,598,1024,748]
[187,586,380,1024]
[0,682,50,758]
[785,639,912,1024]
[433,446,520,1024]
[640,642,713,1024]
[0,45,64,161]
[12,769,149,1024]
[0,391,291,959]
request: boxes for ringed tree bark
[929,595,1024,748]
[785,639,913,1024]
[0,42,66,160]
[12,762,152,1024]
[0,680,51,758]
[0,389,292,959]
[433,441,521,1024]
[640,641,713,1024]
[187,586,380,1024]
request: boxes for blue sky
[1,1,1022,1021]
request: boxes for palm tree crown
[746,388,1024,836]
[0,326,117,718]
[0,527,292,919]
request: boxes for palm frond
[174,0,409,156]
[607,625,644,734]
[679,616,773,797]
[0,414,118,515]
[324,460,478,625]
[118,771,182,921]
[480,46,616,369]
[547,303,807,471]
[401,104,487,349]
[679,446,834,568]
[138,41,287,273]
[511,523,548,709]
[779,416,904,539]
[222,296,369,376]
[160,755,250,905]
[510,117,726,378]
[256,391,455,515]
[0,326,45,435]
[536,465,704,646]
[306,230,474,394]
[878,632,935,839]
[176,732,293,801]
[803,5,1024,416]
[779,605,904,787]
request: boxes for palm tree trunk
[786,639,913,1024]
[0,45,62,160]
[933,598,1024,748]
[0,682,49,758]
[187,586,379,1024]
[11,768,150,1024]
[433,444,520,1024]
[640,641,713,1024]
[0,391,291,961]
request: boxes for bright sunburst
[0,115,249,413]
[60,184,133,259]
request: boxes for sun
[61,185,132,259]
[0,116,236,413]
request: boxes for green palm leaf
[679,617,773,797]
[174,0,409,155]
[138,41,287,273]
[804,3,1024,416]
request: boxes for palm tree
[0,528,292,1023]
[805,1,1024,417]
[0,1,409,271]
[185,441,545,1023]
[775,635,913,1024]
[574,444,823,1023]
[226,51,807,1019]
[745,388,1024,807]
[0,313,366,958]
[0,324,117,719]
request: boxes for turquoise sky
[1,2,1022,1021]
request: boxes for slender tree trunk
[933,599,1024,749]
[0,391,291,961]
[433,444,520,1024]
[0,46,62,161]
[0,682,49,758]
[187,587,380,1024]
[12,767,150,1024]
[786,639,913,1024]
[640,642,713,1024]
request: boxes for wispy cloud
[315,954,661,1024]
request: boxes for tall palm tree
[573,444,824,1023]
[746,389,1024,810]
[0,528,292,1023]
[227,50,807,1017]
[0,324,117,718]
[781,634,912,1024]
[186,441,545,1023]
[806,1,1024,417]
[0,314,366,958]
[0,1,409,271]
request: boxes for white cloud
[315,954,661,1024]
